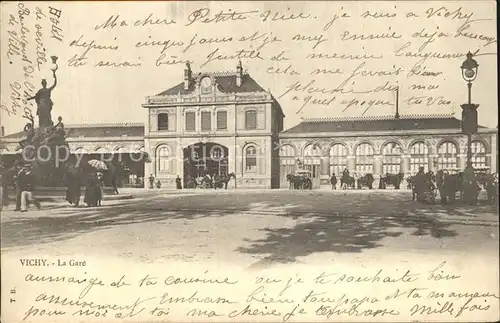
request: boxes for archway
[183,142,229,187]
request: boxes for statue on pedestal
[28,56,58,128]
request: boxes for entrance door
[183,143,229,187]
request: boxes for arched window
[471,140,487,169]
[156,145,171,172]
[382,142,401,174]
[355,143,374,174]
[245,146,257,172]
[158,113,168,131]
[409,142,429,174]
[437,141,458,170]
[279,144,296,165]
[303,144,321,178]
[329,144,347,177]
[95,147,106,153]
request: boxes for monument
[28,56,58,128]
[17,55,71,186]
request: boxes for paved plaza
[1,189,498,269]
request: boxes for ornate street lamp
[460,51,479,168]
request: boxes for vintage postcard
[0,1,498,322]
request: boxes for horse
[408,172,436,202]
[435,170,464,204]
[383,172,405,189]
[213,173,236,190]
[287,174,312,190]
[340,175,355,189]
[357,174,374,189]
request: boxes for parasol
[88,159,108,171]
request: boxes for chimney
[184,62,192,90]
[236,60,242,87]
[395,86,400,119]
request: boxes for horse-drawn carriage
[340,172,374,190]
[287,170,313,190]
[185,173,236,190]
[407,167,497,205]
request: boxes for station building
[1,62,497,189]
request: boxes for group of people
[65,166,108,207]
[329,168,359,190]
[148,174,183,189]
[0,163,41,212]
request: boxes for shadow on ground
[1,191,497,266]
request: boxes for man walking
[149,174,155,189]
[330,173,337,190]
[19,164,41,212]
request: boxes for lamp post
[460,51,479,169]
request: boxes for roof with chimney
[155,62,267,96]
[2,123,145,140]
[281,114,490,134]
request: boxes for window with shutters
[217,110,227,130]
[185,112,195,131]
[201,111,211,131]
[157,113,168,131]
[245,146,257,172]
[245,110,257,129]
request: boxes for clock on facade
[200,77,212,93]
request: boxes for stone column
[320,156,330,185]
[347,156,356,171]
[458,154,467,169]
[401,155,410,174]
[428,154,438,172]
[373,155,382,176]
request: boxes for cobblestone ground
[1,189,498,269]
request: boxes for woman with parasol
[84,159,107,207]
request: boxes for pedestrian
[149,174,155,189]
[176,175,182,189]
[19,164,41,212]
[96,172,104,205]
[156,179,162,188]
[13,164,23,211]
[84,172,101,207]
[65,165,82,207]
[414,166,427,203]
[330,173,337,190]
[379,175,386,189]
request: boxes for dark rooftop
[156,73,266,96]
[282,114,487,134]
[2,123,144,139]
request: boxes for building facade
[141,62,284,188]
[1,63,498,189]
[278,115,497,188]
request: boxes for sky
[1,1,498,136]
